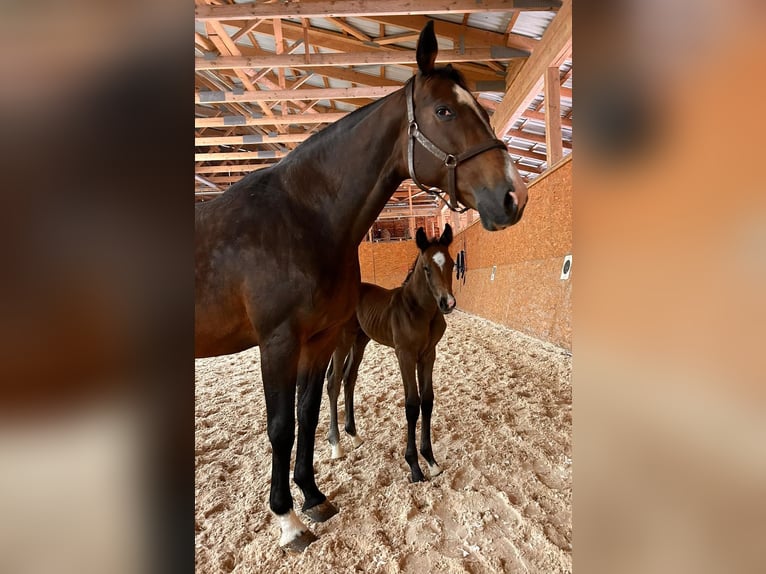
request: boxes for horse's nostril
[503,191,516,212]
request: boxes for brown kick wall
[358,240,419,289]
[451,157,572,349]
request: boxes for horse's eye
[435,106,454,119]
[423,265,431,274]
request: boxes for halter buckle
[444,154,457,168]
[408,122,418,137]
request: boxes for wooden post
[545,65,563,166]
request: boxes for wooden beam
[522,109,572,128]
[301,66,400,87]
[361,15,538,53]
[196,46,529,70]
[544,66,563,165]
[196,133,310,147]
[195,112,348,128]
[195,1,563,20]
[195,151,288,162]
[373,31,420,46]
[326,17,372,42]
[195,86,400,103]
[491,0,571,136]
[505,128,572,148]
[195,163,277,174]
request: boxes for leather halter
[406,78,508,213]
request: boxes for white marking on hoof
[428,463,442,477]
[432,252,446,270]
[331,443,344,459]
[351,434,363,449]
[278,510,308,547]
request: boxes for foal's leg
[295,359,338,523]
[343,330,370,448]
[417,347,441,477]
[326,323,357,459]
[260,331,315,551]
[396,348,424,482]
[326,348,348,459]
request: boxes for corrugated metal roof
[512,11,556,39]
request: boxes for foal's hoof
[281,529,318,553]
[303,499,339,523]
[351,434,364,449]
[428,463,443,478]
[330,443,345,460]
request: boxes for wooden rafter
[491,0,571,136]
[196,47,529,70]
[195,1,564,21]
[195,112,348,128]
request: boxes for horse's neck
[403,262,438,314]
[284,91,409,245]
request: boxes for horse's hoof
[281,529,318,553]
[351,434,364,449]
[410,469,426,483]
[303,499,339,523]
[428,463,442,477]
[331,443,345,459]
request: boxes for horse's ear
[439,223,453,246]
[416,21,438,75]
[416,227,430,251]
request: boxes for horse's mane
[284,66,468,165]
[422,66,469,89]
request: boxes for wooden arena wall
[358,156,572,350]
[358,240,416,290]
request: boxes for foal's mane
[401,237,443,286]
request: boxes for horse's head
[405,21,528,231]
[416,224,456,314]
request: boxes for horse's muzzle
[439,295,456,314]
[478,188,527,231]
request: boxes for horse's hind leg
[259,331,316,551]
[396,348,425,482]
[417,348,441,477]
[343,330,370,448]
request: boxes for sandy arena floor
[195,310,572,573]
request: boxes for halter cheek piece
[406,78,508,213]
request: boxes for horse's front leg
[260,329,316,551]
[396,347,424,482]
[417,347,441,477]
[295,361,339,524]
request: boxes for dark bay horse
[326,225,456,483]
[195,21,528,551]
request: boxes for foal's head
[407,21,528,231]
[415,224,456,314]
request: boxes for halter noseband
[406,78,508,213]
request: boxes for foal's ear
[416,20,438,75]
[440,224,453,246]
[416,227,430,252]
